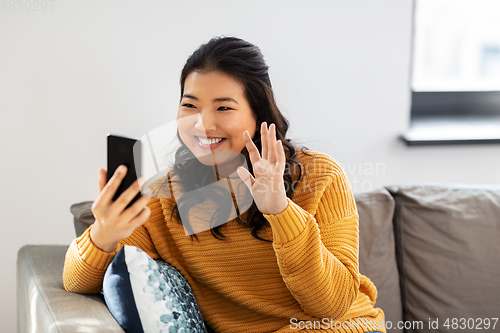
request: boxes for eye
[182,103,196,108]
[218,106,233,111]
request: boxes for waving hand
[236,122,289,215]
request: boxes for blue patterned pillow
[103,245,208,333]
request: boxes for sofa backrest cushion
[70,201,94,238]
[355,189,403,332]
[387,184,500,333]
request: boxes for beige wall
[1,0,499,331]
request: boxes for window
[402,0,500,145]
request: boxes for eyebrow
[182,94,239,105]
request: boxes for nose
[194,109,217,132]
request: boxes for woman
[63,36,385,333]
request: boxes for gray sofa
[17,184,500,333]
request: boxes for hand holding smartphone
[89,134,152,253]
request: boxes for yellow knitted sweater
[63,149,386,333]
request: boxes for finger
[237,166,255,195]
[260,122,268,160]
[137,177,148,193]
[98,165,128,203]
[113,176,146,211]
[243,130,261,166]
[121,192,151,221]
[128,206,151,230]
[277,140,286,168]
[98,168,107,192]
[268,123,278,164]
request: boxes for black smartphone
[107,134,142,208]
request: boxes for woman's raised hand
[237,122,289,215]
[89,166,152,252]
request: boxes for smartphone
[107,134,142,208]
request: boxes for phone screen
[107,134,142,208]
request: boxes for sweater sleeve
[63,197,163,294]
[263,165,360,319]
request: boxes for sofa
[17,184,500,333]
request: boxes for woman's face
[177,70,257,167]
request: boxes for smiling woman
[63,36,385,333]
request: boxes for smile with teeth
[196,136,225,145]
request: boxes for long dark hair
[163,36,310,242]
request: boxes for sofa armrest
[17,245,124,333]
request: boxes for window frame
[402,0,500,146]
